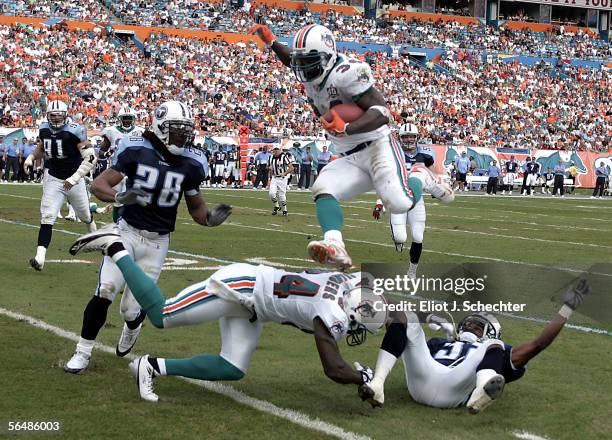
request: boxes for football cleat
[29,257,43,271]
[410,164,455,204]
[307,240,352,271]
[272,206,280,216]
[358,378,385,408]
[467,373,505,414]
[65,215,77,222]
[69,224,121,256]
[129,355,159,402]
[407,263,418,279]
[394,242,404,253]
[282,211,288,217]
[64,350,90,374]
[116,323,142,357]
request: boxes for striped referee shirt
[268,152,292,177]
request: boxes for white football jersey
[304,55,390,153]
[102,125,145,151]
[254,265,360,341]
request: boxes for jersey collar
[317,55,344,92]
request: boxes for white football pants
[40,170,92,225]
[311,135,415,214]
[269,176,288,202]
[389,198,426,245]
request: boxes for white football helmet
[47,100,68,129]
[151,101,194,155]
[457,313,502,343]
[290,24,337,85]
[342,287,387,346]
[398,123,419,152]
[117,106,136,130]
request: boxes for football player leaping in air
[25,100,98,271]
[100,106,145,223]
[69,227,386,402]
[249,24,453,271]
[359,280,590,414]
[63,101,232,374]
[373,123,445,279]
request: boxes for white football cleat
[407,263,418,279]
[307,240,352,271]
[65,215,77,222]
[116,323,142,357]
[129,355,159,402]
[466,373,505,414]
[64,350,90,374]
[69,224,121,256]
[358,378,385,408]
[410,164,455,204]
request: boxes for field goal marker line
[0,306,371,440]
[1,217,610,337]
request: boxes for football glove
[354,362,373,385]
[563,279,590,310]
[205,204,232,227]
[24,154,35,169]
[372,203,384,220]
[115,188,149,206]
[321,110,348,136]
[248,24,276,46]
[426,314,455,339]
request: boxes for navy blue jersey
[227,151,238,162]
[39,121,87,179]
[505,161,518,173]
[525,162,540,174]
[545,172,554,181]
[213,151,227,164]
[404,146,434,171]
[111,137,206,234]
[427,337,526,383]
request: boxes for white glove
[24,154,35,169]
[426,314,455,339]
[354,362,374,385]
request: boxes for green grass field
[1,184,611,440]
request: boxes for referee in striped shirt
[268,146,294,216]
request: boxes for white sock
[372,349,398,383]
[35,246,47,262]
[475,369,497,388]
[157,358,167,376]
[323,230,344,245]
[76,337,95,356]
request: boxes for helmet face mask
[152,101,194,155]
[342,288,387,347]
[48,111,67,129]
[118,115,135,130]
[46,100,69,129]
[291,51,332,83]
[457,313,501,342]
[291,25,337,85]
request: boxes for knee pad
[97,282,120,302]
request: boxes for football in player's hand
[323,103,364,123]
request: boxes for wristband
[558,304,573,319]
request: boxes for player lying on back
[69,226,386,402]
[359,280,589,413]
[26,99,98,271]
[373,123,446,279]
[249,23,453,271]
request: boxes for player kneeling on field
[359,280,590,414]
[70,226,387,402]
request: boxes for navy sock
[37,224,52,248]
[380,322,407,358]
[81,296,112,340]
[409,242,422,264]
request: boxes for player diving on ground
[69,226,388,402]
[359,280,590,414]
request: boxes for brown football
[323,103,365,123]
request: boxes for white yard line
[2,217,610,335]
[0,307,371,440]
[512,430,552,440]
